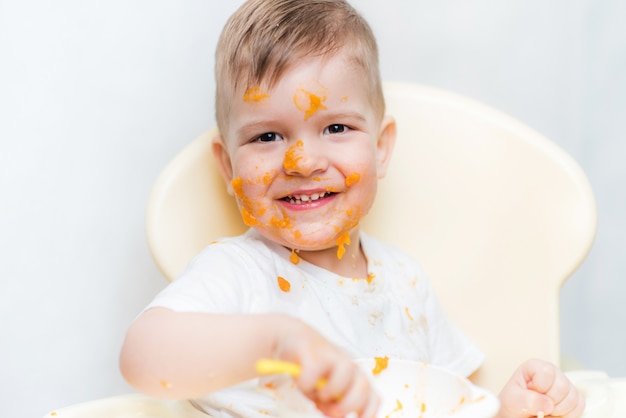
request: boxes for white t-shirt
[146,229,484,417]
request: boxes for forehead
[229,55,373,124]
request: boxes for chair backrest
[145,81,597,392]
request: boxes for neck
[297,230,367,278]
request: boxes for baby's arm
[119,307,379,417]
[495,359,585,418]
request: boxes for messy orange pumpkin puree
[372,356,389,375]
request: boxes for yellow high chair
[48,82,620,417]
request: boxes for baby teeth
[289,192,327,204]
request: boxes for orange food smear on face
[277,276,291,292]
[290,249,299,265]
[345,173,361,187]
[283,139,304,171]
[241,206,258,226]
[160,380,172,389]
[262,172,272,185]
[231,177,244,198]
[336,231,351,259]
[271,215,292,229]
[243,86,269,102]
[232,177,262,226]
[372,356,389,375]
[294,88,327,120]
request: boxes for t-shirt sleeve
[145,242,260,314]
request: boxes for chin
[264,222,359,251]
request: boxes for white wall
[1,1,624,417]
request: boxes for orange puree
[372,356,388,375]
[345,173,360,187]
[394,400,403,411]
[367,272,375,284]
[294,87,327,120]
[290,248,299,265]
[277,276,291,292]
[335,231,350,259]
[270,215,292,229]
[232,177,262,225]
[231,177,244,199]
[243,86,269,102]
[241,206,258,226]
[283,140,304,171]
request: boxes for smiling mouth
[281,191,334,205]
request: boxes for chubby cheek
[231,164,376,257]
[230,170,273,227]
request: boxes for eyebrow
[235,111,369,137]
[324,111,368,122]
[236,120,275,138]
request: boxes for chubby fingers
[322,361,379,418]
[301,358,379,418]
[524,359,585,417]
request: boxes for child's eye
[254,132,283,143]
[324,124,350,135]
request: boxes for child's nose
[282,139,328,176]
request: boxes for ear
[211,134,235,196]
[375,115,397,179]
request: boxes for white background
[1,1,624,417]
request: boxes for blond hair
[215,0,384,134]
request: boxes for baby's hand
[272,317,380,418]
[497,359,585,418]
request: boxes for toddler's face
[216,53,394,255]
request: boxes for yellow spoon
[255,358,327,389]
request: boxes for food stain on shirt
[393,400,403,412]
[405,307,414,321]
[293,81,328,120]
[277,276,291,292]
[352,272,375,285]
[243,86,269,102]
[336,231,350,259]
[372,356,389,375]
[283,139,304,171]
[368,310,382,325]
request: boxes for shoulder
[149,230,289,312]
[182,229,279,274]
